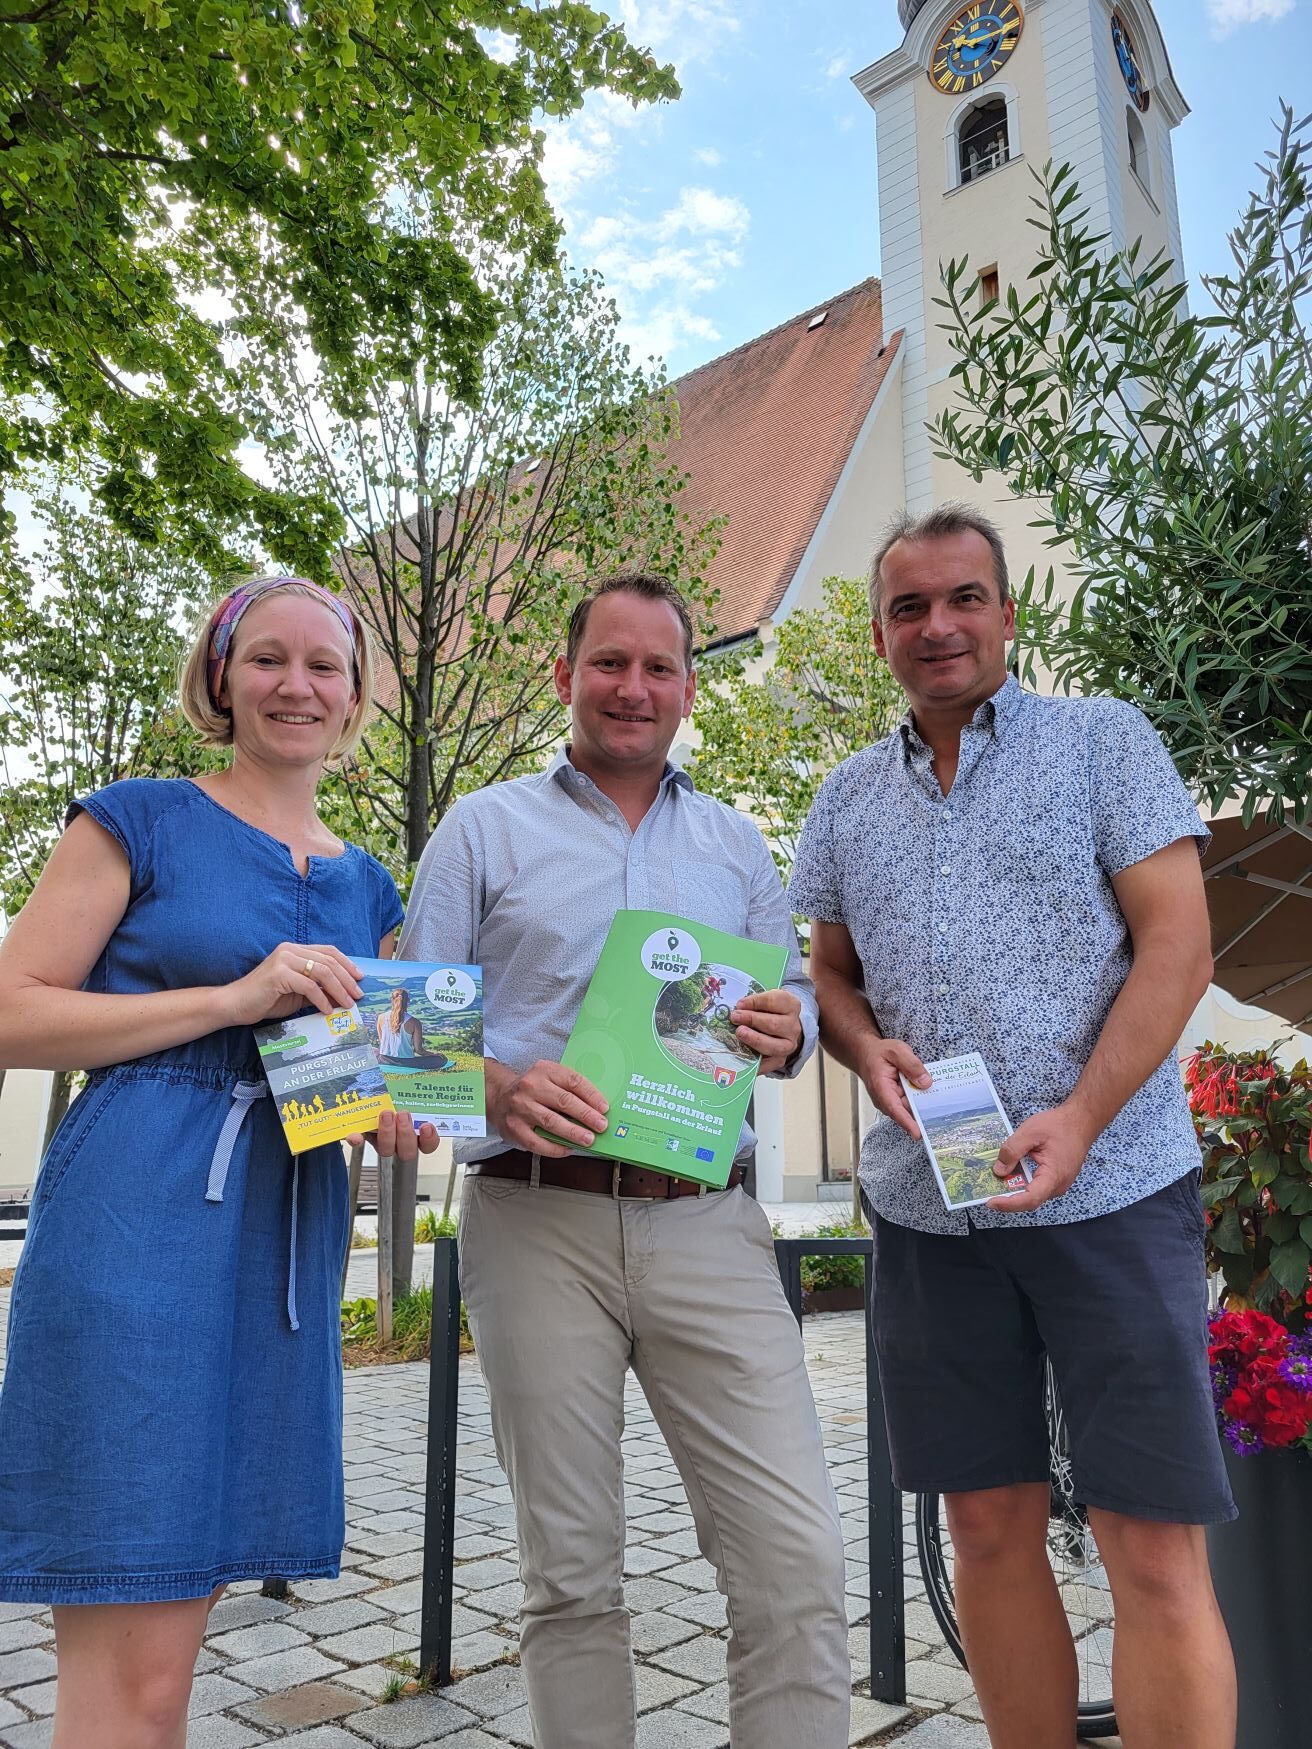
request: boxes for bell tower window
[1127,107,1150,194]
[957,97,1010,185]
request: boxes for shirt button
[938,983,949,995]
[937,922,948,935]
[940,864,951,877]
[943,807,953,819]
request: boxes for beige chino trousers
[458,1174,851,1749]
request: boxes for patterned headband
[205,575,359,709]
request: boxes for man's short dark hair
[566,572,695,672]
[868,503,1010,620]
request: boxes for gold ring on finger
[304,957,316,975]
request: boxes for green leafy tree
[691,574,903,876]
[0,491,219,916]
[0,488,221,1138]
[242,254,720,870]
[931,104,1312,826]
[692,575,902,1213]
[0,3,675,565]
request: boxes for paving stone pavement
[0,1311,1123,1748]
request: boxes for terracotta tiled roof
[668,278,898,644]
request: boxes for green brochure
[548,909,789,1187]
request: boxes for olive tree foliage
[0,3,676,566]
[691,575,903,878]
[931,105,1312,826]
[238,250,720,871]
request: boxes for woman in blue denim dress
[0,577,433,1749]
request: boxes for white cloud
[823,53,851,79]
[623,304,722,363]
[481,28,517,63]
[1206,0,1294,35]
[612,0,741,63]
[573,184,750,367]
[580,184,748,296]
[534,0,749,375]
[654,186,750,242]
[540,89,649,212]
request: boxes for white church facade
[654,0,1300,1200]
[666,0,1188,658]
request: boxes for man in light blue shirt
[790,504,1236,1749]
[401,573,849,1749]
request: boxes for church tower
[854,0,1188,544]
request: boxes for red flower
[1184,1051,1278,1120]
[1209,1310,1312,1450]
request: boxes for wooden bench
[0,1198,30,1243]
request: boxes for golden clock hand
[953,24,1002,50]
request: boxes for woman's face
[220,593,357,770]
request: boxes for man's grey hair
[867,502,1010,620]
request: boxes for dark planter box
[801,1286,867,1315]
[1206,1444,1312,1749]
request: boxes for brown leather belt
[466,1147,746,1200]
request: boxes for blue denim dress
[0,779,403,1605]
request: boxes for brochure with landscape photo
[900,1051,1032,1210]
[255,1005,393,1152]
[543,909,788,1187]
[254,958,485,1152]
[352,958,485,1138]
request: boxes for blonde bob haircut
[178,580,376,766]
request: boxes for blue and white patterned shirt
[788,676,1208,1234]
[400,748,818,1163]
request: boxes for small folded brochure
[544,909,788,1187]
[255,958,485,1153]
[899,1051,1032,1211]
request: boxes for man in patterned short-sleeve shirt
[789,504,1237,1749]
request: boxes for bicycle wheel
[914,1367,1118,1738]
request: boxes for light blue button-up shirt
[788,677,1209,1235]
[400,749,818,1162]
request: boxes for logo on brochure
[640,926,701,983]
[665,1137,680,1153]
[712,1065,737,1088]
[424,967,477,1011]
[695,1147,715,1162]
[326,1009,356,1035]
[615,1123,630,1139]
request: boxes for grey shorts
[868,1172,1237,1524]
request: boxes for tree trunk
[440,1152,459,1224]
[377,1151,394,1342]
[850,1069,864,1227]
[391,1148,417,1304]
[341,1141,364,1300]
[41,1070,74,1157]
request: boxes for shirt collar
[899,673,1023,755]
[547,745,694,795]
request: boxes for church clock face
[929,0,1024,95]
[1110,10,1150,111]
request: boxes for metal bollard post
[419,1235,461,1685]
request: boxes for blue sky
[542,0,1310,380]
